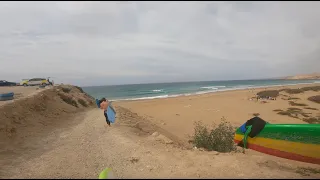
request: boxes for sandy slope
[1,108,319,179]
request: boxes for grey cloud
[0,2,319,86]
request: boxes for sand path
[1,108,319,179]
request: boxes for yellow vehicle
[20,78,50,86]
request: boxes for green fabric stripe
[235,124,320,144]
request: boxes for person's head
[98,98,109,110]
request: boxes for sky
[0,1,320,86]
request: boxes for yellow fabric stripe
[234,134,320,159]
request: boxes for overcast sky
[0,2,319,86]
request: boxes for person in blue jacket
[96,98,115,126]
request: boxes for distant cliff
[283,73,320,80]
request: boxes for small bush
[289,101,307,107]
[59,93,78,107]
[257,90,279,98]
[75,86,85,93]
[308,95,320,104]
[304,107,318,111]
[78,99,88,107]
[61,87,71,93]
[192,118,236,153]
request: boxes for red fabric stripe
[234,140,320,165]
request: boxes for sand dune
[284,73,320,80]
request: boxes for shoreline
[115,82,320,144]
[112,82,320,103]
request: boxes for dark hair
[98,98,107,105]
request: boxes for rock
[209,151,220,155]
[151,132,159,137]
[155,134,173,144]
[162,123,166,125]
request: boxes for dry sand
[0,86,48,106]
[115,83,320,144]
[0,83,319,178]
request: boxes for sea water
[82,79,319,101]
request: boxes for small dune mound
[308,95,320,104]
[0,85,95,147]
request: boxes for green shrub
[78,99,88,107]
[58,93,78,108]
[308,95,320,104]
[192,118,236,153]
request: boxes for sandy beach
[0,83,319,178]
[115,83,320,145]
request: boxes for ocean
[82,79,319,101]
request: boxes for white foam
[152,89,163,92]
[200,86,225,89]
[112,81,319,102]
[114,95,169,101]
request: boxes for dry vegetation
[78,99,88,107]
[304,107,318,111]
[257,90,279,98]
[289,101,307,107]
[279,86,320,94]
[258,86,320,97]
[303,117,320,124]
[276,108,311,119]
[308,95,320,104]
[58,93,78,108]
[61,87,71,93]
[192,118,236,153]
